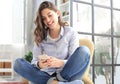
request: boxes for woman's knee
[13,58,25,71]
[77,46,90,59]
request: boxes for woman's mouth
[47,21,54,26]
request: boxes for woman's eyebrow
[47,12,52,15]
[42,12,52,18]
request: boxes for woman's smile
[47,20,54,27]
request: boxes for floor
[0,73,21,83]
[0,82,21,84]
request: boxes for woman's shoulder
[63,26,77,33]
[63,25,72,29]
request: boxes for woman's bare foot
[52,80,58,84]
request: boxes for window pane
[94,0,110,7]
[75,0,92,3]
[12,0,24,44]
[113,0,120,9]
[89,66,93,80]
[95,66,112,84]
[78,34,92,40]
[94,7,111,34]
[0,0,24,44]
[113,10,120,36]
[0,1,13,44]
[73,2,92,33]
[114,67,120,84]
[95,36,112,64]
[114,38,120,64]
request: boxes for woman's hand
[37,56,64,69]
[38,54,51,69]
[47,56,64,68]
[38,59,49,69]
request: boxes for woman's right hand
[37,60,49,69]
[37,54,51,69]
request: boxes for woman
[14,1,90,84]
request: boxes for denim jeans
[14,46,90,84]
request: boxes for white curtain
[0,0,24,44]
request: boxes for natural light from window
[0,0,24,44]
[0,0,13,44]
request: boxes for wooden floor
[0,82,21,84]
[0,75,21,83]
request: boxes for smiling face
[41,8,60,30]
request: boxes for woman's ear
[56,10,60,17]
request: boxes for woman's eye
[42,17,46,20]
[48,14,52,18]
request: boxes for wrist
[37,61,41,68]
[60,60,64,67]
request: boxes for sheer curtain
[0,0,25,62]
[0,0,13,44]
[0,0,24,44]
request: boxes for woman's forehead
[41,8,55,16]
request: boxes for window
[72,0,120,84]
[0,0,26,79]
[0,0,25,44]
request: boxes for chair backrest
[79,38,94,58]
[79,38,94,76]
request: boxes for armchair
[80,38,94,84]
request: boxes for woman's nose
[46,17,50,22]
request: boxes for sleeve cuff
[31,61,40,69]
[63,60,67,66]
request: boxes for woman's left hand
[47,56,64,68]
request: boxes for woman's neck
[49,25,61,39]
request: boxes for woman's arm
[31,43,42,68]
[68,30,79,57]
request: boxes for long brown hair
[34,1,68,46]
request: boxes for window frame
[71,0,120,84]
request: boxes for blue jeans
[14,46,90,84]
